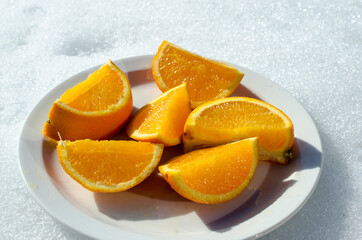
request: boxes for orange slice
[43,60,133,141]
[126,83,191,146]
[57,139,164,192]
[152,40,244,108]
[159,138,259,204]
[183,97,294,164]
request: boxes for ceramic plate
[19,55,323,240]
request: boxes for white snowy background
[1,0,361,239]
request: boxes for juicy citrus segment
[57,139,164,192]
[60,64,125,111]
[159,138,259,204]
[152,40,244,108]
[183,97,294,164]
[43,60,133,141]
[126,83,191,146]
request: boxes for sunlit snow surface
[1,0,361,239]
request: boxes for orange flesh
[157,44,241,102]
[196,101,289,151]
[61,141,155,185]
[128,84,190,142]
[166,140,254,194]
[60,65,125,111]
[132,90,175,135]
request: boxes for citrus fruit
[152,40,244,108]
[183,97,294,164]
[57,139,164,192]
[126,83,191,146]
[158,138,259,204]
[43,60,133,141]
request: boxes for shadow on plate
[42,138,63,187]
[231,84,261,100]
[93,138,321,227]
[93,143,192,221]
[128,69,154,87]
[204,138,322,232]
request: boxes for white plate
[19,55,323,240]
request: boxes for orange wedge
[183,97,294,164]
[152,40,244,108]
[159,138,259,204]
[57,139,164,192]
[126,83,191,146]
[43,60,133,141]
